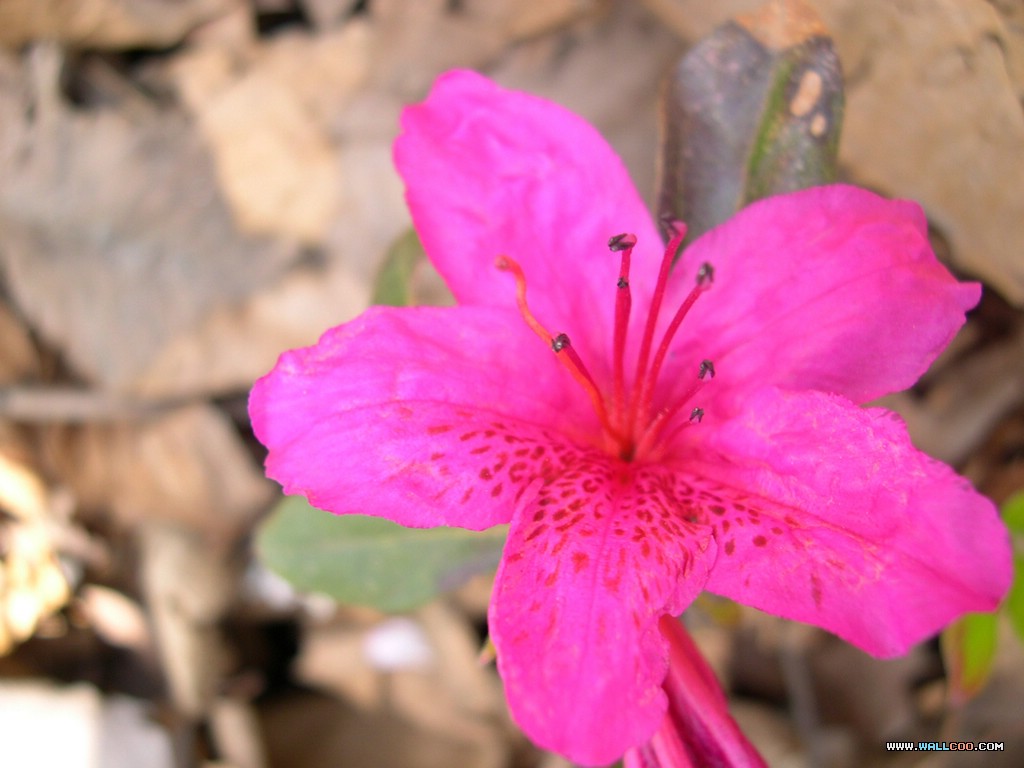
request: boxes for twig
[0,386,191,422]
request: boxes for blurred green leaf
[1002,491,1024,536]
[372,228,425,307]
[1006,553,1024,643]
[941,610,999,705]
[257,495,507,613]
[941,490,1024,700]
[1001,492,1024,642]
[658,0,843,242]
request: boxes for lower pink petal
[489,454,717,766]
[249,305,598,529]
[691,387,1011,657]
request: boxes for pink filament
[497,255,621,444]
[625,226,687,431]
[497,225,712,461]
[611,236,635,428]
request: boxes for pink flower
[249,70,1012,766]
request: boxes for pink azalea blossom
[249,70,1012,766]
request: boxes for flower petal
[624,722,694,768]
[489,453,716,765]
[249,305,601,528]
[664,185,978,410]
[658,616,767,768]
[395,70,663,375]
[623,619,766,768]
[691,387,1012,657]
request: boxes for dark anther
[660,215,685,238]
[608,233,637,252]
[689,407,705,423]
[696,262,714,286]
[552,333,571,352]
[617,277,629,289]
[699,360,716,380]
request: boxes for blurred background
[0,1,1022,766]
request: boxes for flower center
[497,226,714,462]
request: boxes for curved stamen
[550,333,620,441]
[627,224,687,429]
[636,262,713,424]
[633,359,712,457]
[497,256,623,447]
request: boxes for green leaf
[657,0,843,242]
[1001,491,1024,537]
[372,229,425,307]
[941,611,999,705]
[1006,553,1024,643]
[256,495,507,613]
[1001,492,1024,641]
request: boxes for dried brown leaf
[40,404,271,539]
[0,0,234,49]
[0,301,39,385]
[138,521,240,717]
[0,48,299,392]
[835,0,1024,304]
[172,24,372,243]
[735,0,828,49]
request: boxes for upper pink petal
[660,185,978,411]
[490,453,716,766]
[394,69,663,380]
[690,387,1012,657]
[249,305,600,529]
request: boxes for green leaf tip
[372,228,425,307]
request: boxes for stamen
[635,261,712,424]
[550,332,599,397]
[608,233,636,426]
[553,333,624,446]
[627,225,688,427]
[697,262,714,286]
[608,233,637,252]
[633,359,713,458]
[497,255,623,447]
